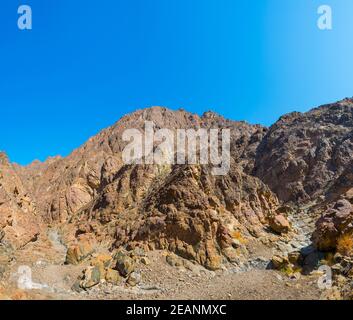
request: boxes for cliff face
[18,107,266,225]
[1,99,352,270]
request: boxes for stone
[166,254,183,267]
[65,241,94,265]
[288,251,302,265]
[115,251,135,277]
[313,199,353,251]
[127,272,141,287]
[105,268,121,285]
[90,253,112,277]
[302,251,324,275]
[290,272,301,280]
[269,215,290,234]
[80,266,102,289]
[300,245,316,257]
[71,280,84,293]
[271,255,289,270]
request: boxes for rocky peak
[1,99,353,274]
[254,99,353,204]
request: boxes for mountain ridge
[0,98,352,275]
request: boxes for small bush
[337,233,353,256]
[230,230,246,244]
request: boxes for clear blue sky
[1,0,353,164]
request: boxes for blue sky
[1,0,353,164]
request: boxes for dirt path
[77,251,323,300]
[1,239,324,300]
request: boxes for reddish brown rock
[254,99,353,204]
[313,199,353,251]
[0,152,40,250]
[269,215,290,234]
[1,101,352,273]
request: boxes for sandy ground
[1,242,323,300]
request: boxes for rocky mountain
[3,107,278,270]
[0,98,353,299]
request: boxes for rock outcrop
[253,99,353,204]
[0,152,40,250]
[1,99,353,274]
[313,192,353,251]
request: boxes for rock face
[253,99,353,204]
[269,215,290,234]
[14,108,267,225]
[313,197,353,251]
[1,99,353,272]
[1,107,279,269]
[0,153,40,250]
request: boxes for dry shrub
[337,233,353,256]
[230,230,246,244]
[322,252,335,266]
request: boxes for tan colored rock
[1,102,352,276]
[0,154,40,249]
[271,255,289,270]
[65,241,94,265]
[114,251,135,277]
[105,268,121,285]
[254,99,353,204]
[79,266,102,289]
[166,253,183,267]
[269,215,290,234]
[127,272,141,287]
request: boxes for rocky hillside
[0,99,353,276]
[254,98,353,204]
[0,153,40,250]
[8,107,278,270]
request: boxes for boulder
[65,241,94,265]
[313,200,353,251]
[114,251,135,277]
[79,266,102,289]
[271,255,290,270]
[90,254,112,276]
[288,251,302,265]
[140,257,150,265]
[269,215,290,234]
[127,272,141,287]
[105,268,121,285]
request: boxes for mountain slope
[254,98,353,204]
[1,99,353,272]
